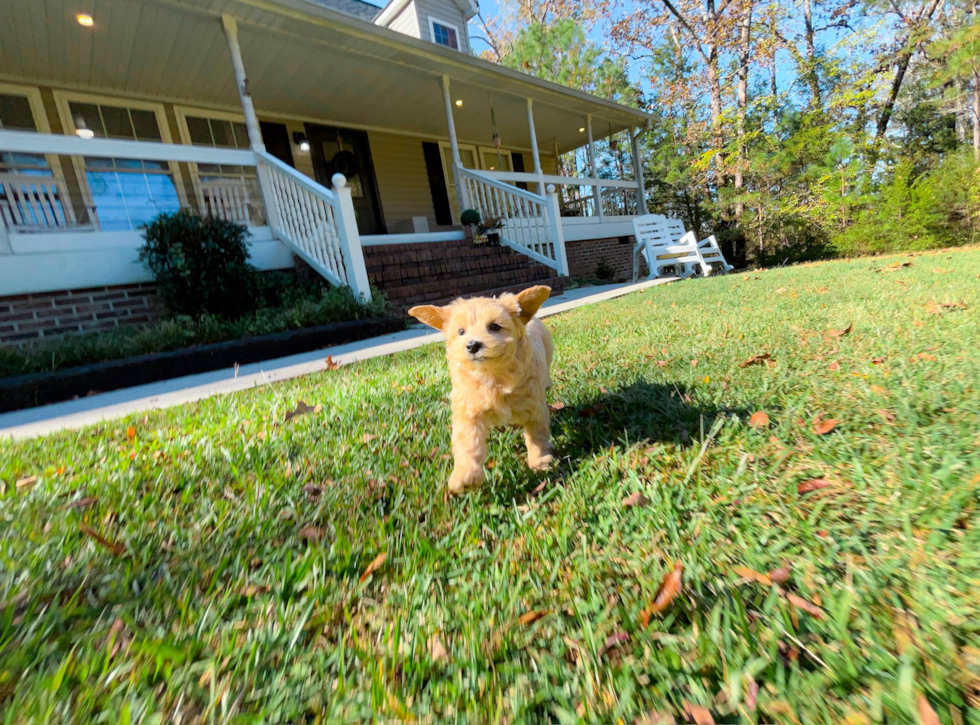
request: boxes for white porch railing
[255,150,370,300]
[475,170,640,221]
[459,166,568,275]
[0,130,371,302]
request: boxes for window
[0,89,49,174]
[429,18,460,50]
[61,97,181,231]
[438,142,521,223]
[183,114,251,180]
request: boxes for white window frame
[173,106,255,208]
[438,141,524,223]
[428,17,462,51]
[52,90,189,219]
[0,81,67,182]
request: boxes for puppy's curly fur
[409,285,554,494]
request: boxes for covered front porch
[0,0,652,328]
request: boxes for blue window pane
[433,23,458,49]
[86,170,180,231]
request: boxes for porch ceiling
[0,0,649,154]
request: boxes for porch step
[363,237,561,308]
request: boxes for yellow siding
[368,131,438,233]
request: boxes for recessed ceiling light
[76,13,94,27]
[579,127,586,132]
[455,99,463,107]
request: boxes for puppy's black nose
[466,340,483,354]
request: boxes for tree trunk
[875,51,912,143]
[802,0,822,110]
[734,6,752,222]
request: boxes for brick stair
[364,237,562,308]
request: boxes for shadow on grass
[485,378,750,504]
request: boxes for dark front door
[259,121,294,168]
[306,124,385,235]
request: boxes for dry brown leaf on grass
[877,409,896,425]
[598,632,630,657]
[62,496,98,510]
[733,566,774,587]
[917,694,941,725]
[926,300,967,315]
[769,566,792,584]
[871,385,888,396]
[812,416,838,435]
[641,561,683,627]
[622,491,650,508]
[15,475,38,492]
[548,401,566,412]
[324,355,341,370]
[828,361,840,371]
[775,287,787,294]
[682,702,715,725]
[785,592,826,620]
[517,609,549,626]
[284,401,321,423]
[739,352,775,368]
[80,524,126,556]
[912,352,938,362]
[429,636,449,662]
[798,479,835,495]
[577,404,605,418]
[826,323,853,338]
[748,411,770,429]
[359,552,388,582]
[298,526,325,542]
[871,356,886,364]
[883,261,913,271]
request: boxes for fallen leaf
[298,526,325,542]
[127,426,136,440]
[284,400,317,422]
[912,352,938,362]
[360,552,388,582]
[812,416,838,435]
[622,491,650,507]
[876,409,896,425]
[636,711,676,725]
[682,702,715,725]
[733,566,773,587]
[62,496,98,510]
[883,261,913,271]
[15,475,38,492]
[826,323,853,338]
[739,352,774,368]
[870,385,888,395]
[748,411,770,429]
[429,636,449,662]
[105,618,128,659]
[917,694,940,725]
[690,359,698,367]
[324,356,341,370]
[577,404,605,418]
[775,287,786,294]
[548,401,566,412]
[517,609,548,626]
[80,524,126,556]
[598,632,629,657]
[871,356,886,364]
[642,561,683,626]
[785,592,826,620]
[240,584,270,597]
[798,479,834,495]
[362,434,377,443]
[768,566,791,584]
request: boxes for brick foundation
[0,283,164,346]
[364,237,561,308]
[565,236,648,282]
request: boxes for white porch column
[441,74,468,212]
[221,14,265,153]
[526,99,545,196]
[632,121,652,215]
[545,184,569,276]
[586,114,603,222]
[333,174,372,302]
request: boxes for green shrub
[139,210,258,318]
[594,258,615,280]
[0,283,393,378]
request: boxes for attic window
[430,19,460,50]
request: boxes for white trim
[428,17,462,51]
[361,231,465,245]
[0,228,291,296]
[560,218,636,242]
[0,81,69,190]
[0,130,257,165]
[374,0,413,28]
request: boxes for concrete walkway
[0,278,676,440]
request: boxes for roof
[302,0,382,22]
[0,0,651,153]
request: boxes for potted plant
[480,216,505,247]
[460,209,484,244]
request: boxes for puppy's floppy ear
[515,285,551,323]
[408,304,448,330]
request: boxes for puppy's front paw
[448,467,484,495]
[528,452,555,471]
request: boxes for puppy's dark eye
[458,328,465,336]
[488,322,502,332]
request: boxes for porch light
[74,115,94,139]
[455,99,463,107]
[293,132,310,153]
[579,127,585,132]
[76,13,94,27]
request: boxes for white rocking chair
[665,217,734,275]
[632,214,704,281]
[0,173,99,232]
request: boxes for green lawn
[3,249,979,724]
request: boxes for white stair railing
[255,150,371,301]
[459,166,568,275]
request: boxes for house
[0,0,652,345]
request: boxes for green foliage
[593,258,615,280]
[0,281,392,378]
[3,250,980,721]
[460,209,481,226]
[139,210,258,319]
